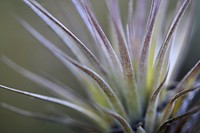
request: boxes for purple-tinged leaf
[23,0,106,75]
[157,105,200,133]
[145,68,168,133]
[106,0,141,118]
[103,108,134,133]
[139,0,161,83]
[154,0,192,83]
[72,0,122,73]
[161,85,200,124]
[0,84,106,128]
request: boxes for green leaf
[0,102,102,132]
[0,84,107,130]
[161,85,200,124]
[174,60,200,92]
[102,108,134,133]
[23,0,106,75]
[2,56,88,105]
[144,69,168,133]
[136,126,147,133]
[161,60,200,123]
[20,21,109,109]
[139,0,161,84]
[154,0,192,87]
[157,105,200,133]
[72,0,122,73]
[19,23,127,119]
[106,0,141,118]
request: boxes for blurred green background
[0,0,200,133]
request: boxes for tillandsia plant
[1,0,200,133]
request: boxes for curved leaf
[23,0,106,75]
[0,84,107,130]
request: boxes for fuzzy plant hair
[1,0,200,133]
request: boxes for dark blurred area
[177,0,200,80]
[0,0,199,133]
[0,1,77,133]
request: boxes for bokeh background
[0,0,200,133]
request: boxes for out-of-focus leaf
[0,84,108,130]
[145,69,168,133]
[0,102,103,132]
[139,0,161,85]
[136,126,147,133]
[154,0,192,87]
[19,19,127,118]
[102,108,134,133]
[157,105,200,133]
[106,0,141,118]
[20,20,110,109]
[161,85,200,124]
[2,56,88,105]
[23,0,106,75]
[72,0,122,73]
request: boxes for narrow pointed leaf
[2,56,89,105]
[126,0,133,58]
[157,105,200,133]
[160,60,200,122]
[0,102,102,132]
[106,0,141,118]
[145,68,168,133]
[23,0,106,75]
[161,85,200,123]
[139,0,161,80]
[155,0,192,83]
[136,126,147,133]
[0,84,106,128]
[106,0,134,84]
[131,0,147,68]
[72,0,122,72]
[20,20,124,115]
[175,60,200,92]
[19,21,127,119]
[103,108,134,133]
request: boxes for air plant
[0,0,200,133]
